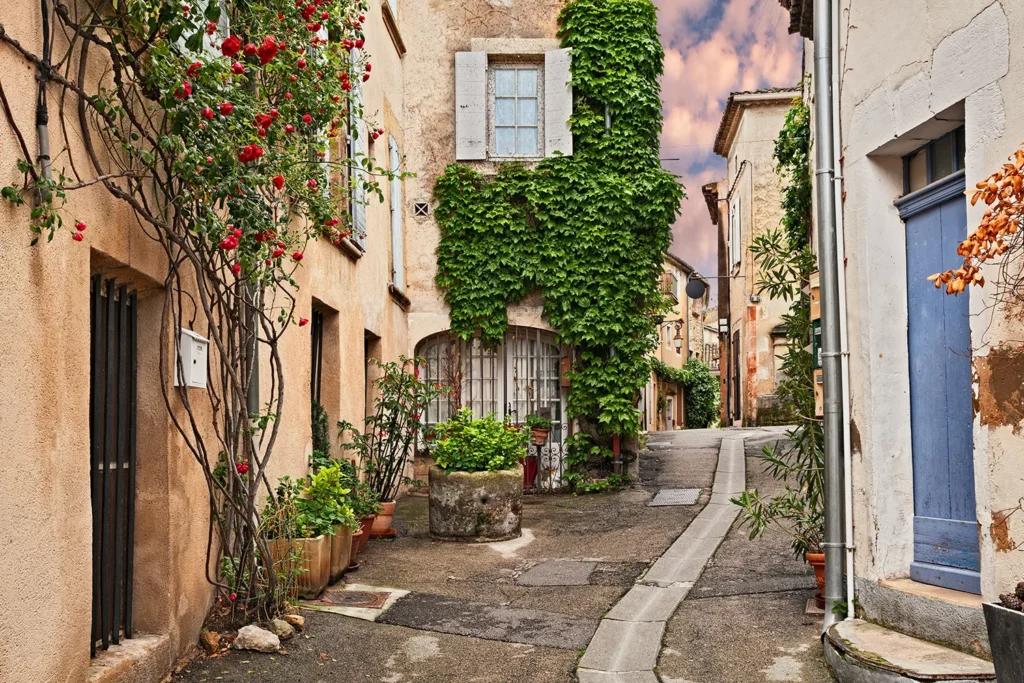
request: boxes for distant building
[704,88,798,426]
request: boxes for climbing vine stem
[434,0,683,437]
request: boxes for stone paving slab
[711,468,745,496]
[605,583,691,622]
[649,488,701,506]
[378,592,598,650]
[577,669,661,683]
[517,559,597,586]
[680,504,740,538]
[578,619,666,672]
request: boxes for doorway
[897,164,978,594]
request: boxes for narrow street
[174,428,830,683]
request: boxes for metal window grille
[89,276,138,656]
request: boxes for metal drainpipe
[812,0,845,633]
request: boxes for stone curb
[575,434,747,681]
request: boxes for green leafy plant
[524,414,553,430]
[337,356,447,502]
[650,358,719,429]
[434,0,682,439]
[562,432,615,492]
[299,465,359,535]
[431,408,528,473]
[336,459,382,519]
[735,95,824,559]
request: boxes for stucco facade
[788,0,1024,655]
[709,90,796,426]
[0,0,409,680]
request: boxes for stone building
[704,88,797,426]
[0,0,589,679]
[781,0,1024,673]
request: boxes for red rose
[231,62,245,75]
[236,461,249,474]
[302,113,313,124]
[174,81,192,99]
[285,124,294,133]
[237,144,264,163]
[219,236,238,250]
[231,263,241,276]
[243,43,257,56]
[299,317,309,327]
[229,593,237,601]
[233,228,242,237]
[205,21,217,35]
[297,57,307,69]
[255,114,273,129]
[187,61,202,77]
[221,34,242,57]
[72,232,85,242]
[284,92,293,99]
[272,174,285,190]
[219,102,234,116]
[257,36,279,65]
[306,179,317,188]
[201,107,214,120]
[272,247,285,258]
[355,39,364,48]
[270,109,279,119]
[75,221,87,232]
[362,73,370,82]
[291,251,303,261]
[365,63,372,72]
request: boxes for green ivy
[434,0,682,437]
[651,358,720,429]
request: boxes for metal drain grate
[309,589,392,609]
[649,488,701,506]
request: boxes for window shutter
[388,135,405,291]
[349,48,367,249]
[544,48,573,157]
[455,52,487,160]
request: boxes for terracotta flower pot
[531,428,550,446]
[357,516,375,553]
[370,501,396,537]
[805,552,826,609]
[329,525,354,584]
[267,535,330,599]
[348,529,363,570]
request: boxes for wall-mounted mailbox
[175,328,209,389]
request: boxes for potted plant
[985,584,1024,681]
[338,356,446,538]
[262,478,332,599]
[303,465,359,584]
[427,408,528,542]
[524,414,553,445]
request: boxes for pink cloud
[654,0,801,301]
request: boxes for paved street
[173,428,830,683]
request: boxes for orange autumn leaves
[929,147,1024,295]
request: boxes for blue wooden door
[897,171,979,594]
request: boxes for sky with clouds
[654,0,802,301]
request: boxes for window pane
[518,98,537,126]
[517,127,538,156]
[518,69,538,97]
[495,98,515,126]
[495,69,515,97]
[955,127,966,170]
[495,127,515,156]
[930,133,955,182]
[908,149,927,193]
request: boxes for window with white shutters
[455,49,573,161]
[388,135,405,291]
[348,48,367,249]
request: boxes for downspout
[812,0,845,633]
[830,0,856,620]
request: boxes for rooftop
[778,0,813,39]
[713,87,801,157]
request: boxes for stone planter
[428,465,523,542]
[266,535,330,599]
[985,602,1024,681]
[329,526,353,584]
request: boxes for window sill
[337,237,364,261]
[381,1,406,57]
[389,283,411,311]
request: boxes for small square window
[413,201,430,218]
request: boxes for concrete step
[824,619,995,682]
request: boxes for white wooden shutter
[455,52,487,160]
[349,48,367,249]
[388,135,405,291]
[544,48,573,157]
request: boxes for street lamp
[673,328,683,352]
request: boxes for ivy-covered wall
[434,0,683,437]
